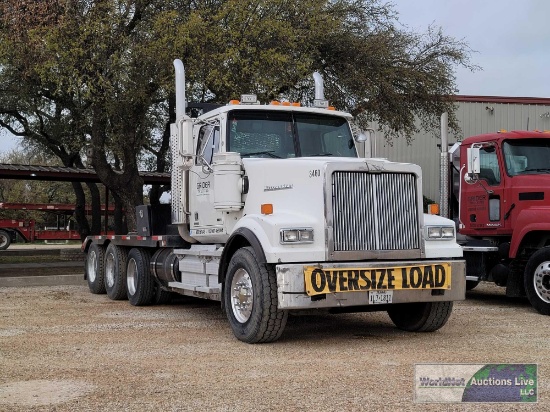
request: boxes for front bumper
[276,259,466,310]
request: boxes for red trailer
[0,202,114,250]
[0,218,81,250]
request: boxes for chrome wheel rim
[0,234,8,249]
[534,261,550,304]
[105,252,115,288]
[127,258,137,296]
[230,268,254,323]
[87,250,97,283]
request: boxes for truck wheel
[524,248,550,315]
[126,248,155,306]
[104,243,128,300]
[223,247,288,343]
[0,230,11,250]
[388,301,453,332]
[85,243,106,294]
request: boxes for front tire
[388,301,453,332]
[85,243,106,294]
[524,248,550,315]
[126,248,155,306]
[104,244,128,300]
[223,247,288,343]
[0,230,11,250]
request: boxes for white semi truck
[82,59,466,343]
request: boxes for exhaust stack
[313,72,329,108]
[440,112,449,218]
[173,59,186,120]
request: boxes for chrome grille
[331,172,420,251]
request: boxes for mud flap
[506,270,525,297]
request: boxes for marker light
[261,204,273,215]
[428,203,440,215]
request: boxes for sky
[392,0,550,97]
[1,0,550,154]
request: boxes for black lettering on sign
[376,269,387,289]
[348,270,360,291]
[434,265,446,287]
[326,272,338,292]
[409,267,422,288]
[422,265,435,288]
[359,270,371,290]
[311,269,326,293]
[338,271,348,291]
[401,268,410,288]
[387,268,395,289]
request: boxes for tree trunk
[90,104,144,233]
[71,181,90,240]
[85,182,102,235]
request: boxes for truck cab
[450,131,550,315]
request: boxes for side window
[196,126,220,165]
[478,146,501,185]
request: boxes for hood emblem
[264,184,293,192]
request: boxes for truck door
[189,124,225,230]
[461,142,507,233]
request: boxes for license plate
[369,290,393,304]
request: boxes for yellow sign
[304,264,452,296]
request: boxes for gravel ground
[0,283,548,411]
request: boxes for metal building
[370,96,550,202]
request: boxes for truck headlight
[426,226,455,240]
[280,228,314,244]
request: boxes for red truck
[444,130,550,315]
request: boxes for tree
[0,0,476,232]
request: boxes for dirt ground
[0,282,548,411]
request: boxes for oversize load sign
[304,263,451,296]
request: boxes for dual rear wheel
[86,244,170,306]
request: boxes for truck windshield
[503,139,550,176]
[227,110,356,158]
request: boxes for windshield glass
[503,138,550,176]
[227,110,356,158]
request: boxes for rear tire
[0,230,11,250]
[127,248,155,306]
[388,301,453,332]
[104,244,128,300]
[85,243,106,294]
[223,247,288,343]
[524,248,550,315]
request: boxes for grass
[0,255,66,264]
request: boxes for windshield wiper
[307,153,333,157]
[241,150,282,159]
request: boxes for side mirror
[466,147,480,178]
